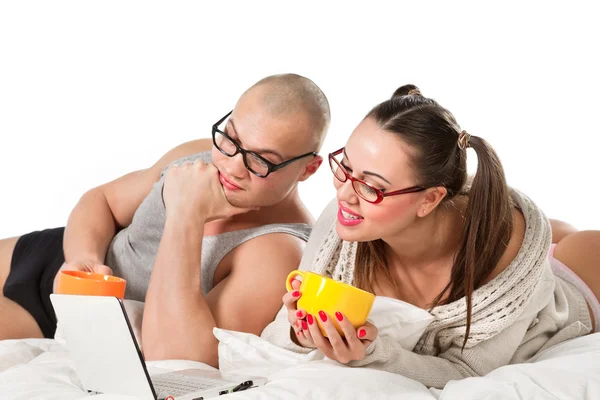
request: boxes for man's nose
[224,152,248,179]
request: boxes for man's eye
[223,128,236,139]
[341,162,352,172]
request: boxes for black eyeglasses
[212,111,318,178]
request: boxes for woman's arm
[346,318,532,389]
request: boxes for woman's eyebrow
[343,149,392,185]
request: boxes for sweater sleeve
[297,197,339,272]
[347,318,532,389]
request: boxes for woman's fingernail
[335,312,343,322]
[292,291,300,297]
[301,320,308,330]
[307,314,314,325]
[358,329,366,338]
[296,310,303,318]
[319,311,327,322]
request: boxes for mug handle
[285,270,304,292]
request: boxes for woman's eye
[364,186,376,195]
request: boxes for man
[0,73,330,368]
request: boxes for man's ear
[298,155,323,182]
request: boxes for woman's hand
[301,311,378,364]
[282,278,316,348]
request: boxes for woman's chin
[336,222,369,242]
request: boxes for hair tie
[458,130,471,150]
[407,88,421,96]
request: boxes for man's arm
[142,215,303,367]
[205,233,304,336]
[62,140,212,265]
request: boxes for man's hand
[162,160,256,223]
[53,260,113,292]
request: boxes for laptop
[50,294,266,400]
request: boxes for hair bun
[391,84,422,100]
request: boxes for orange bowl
[55,270,127,299]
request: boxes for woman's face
[333,117,426,242]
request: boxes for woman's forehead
[345,119,416,182]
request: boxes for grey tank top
[105,151,312,302]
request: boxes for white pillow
[368,296,434,351]
[216,295,434,373]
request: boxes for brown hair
[354,84,514,348]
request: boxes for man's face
[211,88,320,208]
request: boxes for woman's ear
[419,186,447,217]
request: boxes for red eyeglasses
[328,148,426,204]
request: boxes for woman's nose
[336,178,359,204]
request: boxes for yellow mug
[286,270,375,337]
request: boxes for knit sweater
[261,189,592,388]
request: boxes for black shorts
[3,227,65,338]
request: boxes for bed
[1,327,599,400]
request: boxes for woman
[261,85,600,389]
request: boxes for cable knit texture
[261,188,593,388]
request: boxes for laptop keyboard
[151,372,227,397]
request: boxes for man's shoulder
[167,139,213,162]
[232,229,306,268]
[182,138,213,154]
[228,199,339,272]
[157,139,213,175]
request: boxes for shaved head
[241,74,330,151]
[213,74,329,208]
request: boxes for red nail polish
[335,312,343,321]
[307,314,314,325]
[358,329,366,338]
[292,291,300,297]
[296,310,303,318]
[319,311,327,322]
[301,320,308,330]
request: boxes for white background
[1,1,598,238]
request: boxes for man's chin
[223,192,259,210]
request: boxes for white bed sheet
[0,333,599,400]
